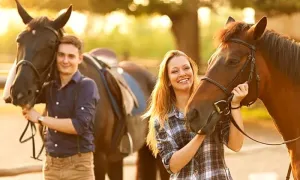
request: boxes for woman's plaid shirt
[154,109,233,180]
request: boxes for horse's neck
[259,65,300,141]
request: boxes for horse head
[10,0,72,107]
[186,16,268,133]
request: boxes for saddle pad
[121,72,147,116]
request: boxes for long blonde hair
[143,50,199,157]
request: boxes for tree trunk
[169,7,200,67]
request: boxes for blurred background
[0,0,300,179]
[2,0,300,121]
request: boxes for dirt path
[0,99,292,180]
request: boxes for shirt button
[54,144,58,147]
[55,116,58,118]
[56,102,59,105]
[54,130,57,133]
[81,107,84,110]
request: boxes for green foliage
[241,106,272,120]
[82,16,175,60]
[200,8,244,62]
[229,0,300,15]
[0,25,21,56]
[0,8,247,63]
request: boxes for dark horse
[186,16,300,179]
[9,1,169,180]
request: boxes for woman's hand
[231,82,249,108]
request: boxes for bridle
[201,38,300,180]
[204,38,259,114]
[14,26,59,95]
[14,26,60,161]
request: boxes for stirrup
[119,132,133,154]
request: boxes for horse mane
[26,16,64,37]
[217,21,300,84]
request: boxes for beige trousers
[43,152,95,180]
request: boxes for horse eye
[227,58,240,66]
[48,40,56,48]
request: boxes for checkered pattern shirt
[154,109,233,180]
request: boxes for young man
[22,35,99,180]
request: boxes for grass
[241,105,272,121]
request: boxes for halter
[200,38,299,180]
[15,26,60,161]
[203,38,260,113]
[14,26,59,97]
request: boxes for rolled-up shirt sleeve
[218,116,230,146]
[154,119,178,174]
[71,79,100,136]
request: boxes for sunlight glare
[59,10,87,36]
[134,0,149,6]
[150,15,171,30]
[104,11,129,34]
[198,7,211,26]
[129,3,138,11]
[0,9,9,35]
[0,8,21,35]
[161,0,182,4]
[243,7,255,24]
[88,16,105,36]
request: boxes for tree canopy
[229,0,300,16]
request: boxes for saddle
[88,48,139,115]
[85,49,147,157]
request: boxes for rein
[16,26,60,161]
[200,38,299,180]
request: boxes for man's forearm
[42,116,77,135]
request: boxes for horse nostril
[187,109,199,121]
[28,89,33,96]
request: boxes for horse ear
[225,16,235,26]
[248,16,267,40]
[15,0,33,24]
[52,5,73,30]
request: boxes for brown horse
[9,1,169,180]
[186,16,300,179]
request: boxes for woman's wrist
[231,102,241,109]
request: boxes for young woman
[145,50,248,179]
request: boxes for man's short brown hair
[59,35,83,54]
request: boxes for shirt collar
[71,71,82,83]
[54,71,82,87]
[168,106,185,120]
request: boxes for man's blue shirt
[38,71,99,157]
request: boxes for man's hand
[22,107,41,123]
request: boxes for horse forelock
[216,22,252,43]
[26,16,63,36]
